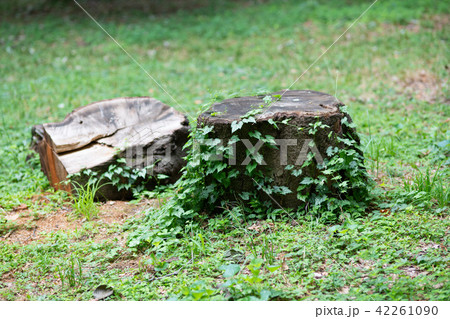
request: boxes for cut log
[34,97,189,199]
[198,90,361,208]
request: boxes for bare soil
[0,199,157,245]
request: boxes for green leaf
[301,177,314,185]
[292,169,302,177]
[274,186,292,195]
[266,264,281,273]
[231,121,243,133]
[220,264,240,278]
[259,289,271,301]
[240,192,250,200]
[268,118,278,129]
[242,116,256,124]
[263,95,272,104]
[246,161,257,173]
[253,152,264,165]
[248,131,262,139]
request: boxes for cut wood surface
[34,97,189,199]
[200,89,342,123]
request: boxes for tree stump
[198,90,362,209]
[34,97,189,199]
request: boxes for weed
[56,256,84,288]
[403,164,449,209]
[70,176,102,221]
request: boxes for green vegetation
[70,177,102,221]
[0,0,448,300]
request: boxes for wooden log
[197,90,361,208]
[34,97,189,199]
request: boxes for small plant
[102,157,159,196]
[175,258,279,301]
[67,157,170,221]
[56,256,84,288]
[260,234,276,265]
[148,253,168,273]
[177,280,220,301]
[70,173,102,221]
[403,164,449,209]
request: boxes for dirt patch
[399,266,429,278]
[0,199,156,245]
[400,69,446,104]
[428,14,450,31]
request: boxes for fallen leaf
[5,213,19,221]
[223,249,245,263]
[93,285,114,300]
[248,223,261,232]
[339,286,350,294]
[14,204,28,211]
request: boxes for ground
[0,0,449,300]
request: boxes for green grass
[71,179,101,221]
[0,0,449,300]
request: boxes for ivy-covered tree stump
[197,90,370,216]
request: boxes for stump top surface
[43,97,187,153]
[200,90,343,123]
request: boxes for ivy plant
[127,99,374,250]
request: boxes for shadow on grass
[1,0,269,21]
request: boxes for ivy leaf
[292,169,302,177]
[314,195,327,206]
[228,169,240,179]
[263,95,272,104]
[242,117,256,124]
[268,118,278,129]
[253,152,264,165]
[274,186,292,195]
[103,171,113,180]
[326,146,337,157]
[240,192,250,200]
[249,131,262,139]
[301,177,314,185]
[231,121,243,133]
[297,193,308,202]
[246,161,257,173]
[116,158,126,164]
[219,264,240,278]
[201,125,214,134]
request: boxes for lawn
[0,0,449,300]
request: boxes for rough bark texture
[197,90,359,208]
[33,97,189,199]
